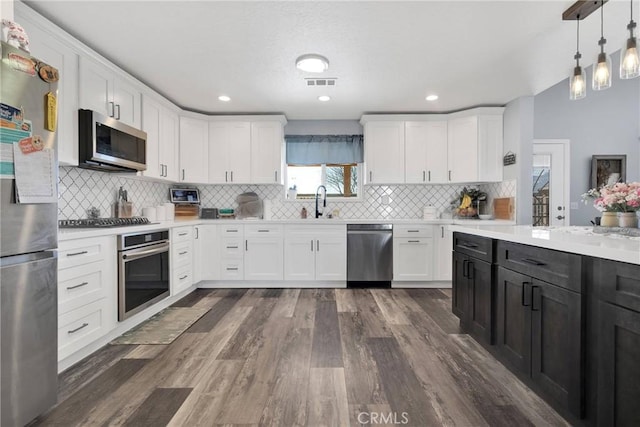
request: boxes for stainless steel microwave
[78,109,147,172]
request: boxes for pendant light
[620,0,639,79]
[593,0,612,90]
[570,14,587,100]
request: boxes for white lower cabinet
[284,225,346,281]
[193,224,219,283]
[171,226,193,294]
[244,225,284,280]
[219,225,245,280]
[393,225,434,281]
[433,224,453,281]
[57,236,116,361]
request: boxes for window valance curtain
[285,135,364,165]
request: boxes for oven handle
[121,241,170,261]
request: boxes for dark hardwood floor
[33,288,569,426]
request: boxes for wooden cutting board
[493,197,514,220]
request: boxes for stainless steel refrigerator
[0,41,58,426]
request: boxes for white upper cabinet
[142,96,179,181]
[208,121,251,184]
[16,5,79,166]
[250,121,283,184]
[447,111,504,183]
[79,57,141,129]
[363,121,405,184]
[448,116,479,183]
[179,116,209,183]
[405,121,448,184]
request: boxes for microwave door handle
[121,242,170,261]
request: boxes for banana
[460,194,472,209]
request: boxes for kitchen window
[285,135,363,200]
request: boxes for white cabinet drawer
[284,224,345,237]
[172,226,193,243]
[58,262,107,314]
[220,237,244,257]
[220,225,243,235]
[58,298,111,360]
[220,260,243,280]
[172,240,193,268]
[172,265,192,295]
[58,237,110,270]
[245,224,283,237]
[394,225,432,238]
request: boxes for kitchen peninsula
[449,223,640,426]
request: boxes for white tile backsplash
[58,167,518,221]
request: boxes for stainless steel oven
[118,230,170,321]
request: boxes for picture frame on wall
[591,155,626,189]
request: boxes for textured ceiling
[23,0,635,119]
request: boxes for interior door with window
[532,140,570,226]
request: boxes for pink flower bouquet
[583,182,640,212]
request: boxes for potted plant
[582,182,640,227]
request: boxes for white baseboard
[196,280,347,289]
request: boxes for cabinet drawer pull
[407,230,419,233]
[531,285,540,311]
[226,267,238,271]
[245,240,248,251]
[226,229,238,233]
[179,274,188,280]
[226,246,238,249]
[522,282,531,307]
[66,250,88,257]
[230,171,233,182]
[369,171,372,182]
[521,258,546,266]
[461,242,479,249]
[178,232,188,236]
[257,229,269,233]
[179,251,188,255]
[68,323,89,334]
[408,240,420,243]
[182,169,185,180]
[66,281,89,290]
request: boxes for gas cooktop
[59,217,152,229]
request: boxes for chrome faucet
[315,185,327,218]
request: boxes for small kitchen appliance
[170,188,200,219]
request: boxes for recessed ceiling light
[318,95,331,102]
[218,95,231,102]
[425,94,439,101]
[296,54,329,73]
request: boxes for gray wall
[534,52,640,225]
[503,97,534,224]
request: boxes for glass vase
[600,211,619,227]
[618,212,638,228]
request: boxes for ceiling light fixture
[218,95,231,102]
[593,0,612,91]
[570,14,586,100]
[296,54,329,73]
[425,94,439,101]
[620,0,639,79]
[318,95,331,102]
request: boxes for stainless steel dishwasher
[347,224,393,287]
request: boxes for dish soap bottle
[301,207,307,219]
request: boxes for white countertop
[58,218,515,241]
[449,224,640,265]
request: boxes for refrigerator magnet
[37,62,59,83]
[44,92,57,132]
[7,52,36,76]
